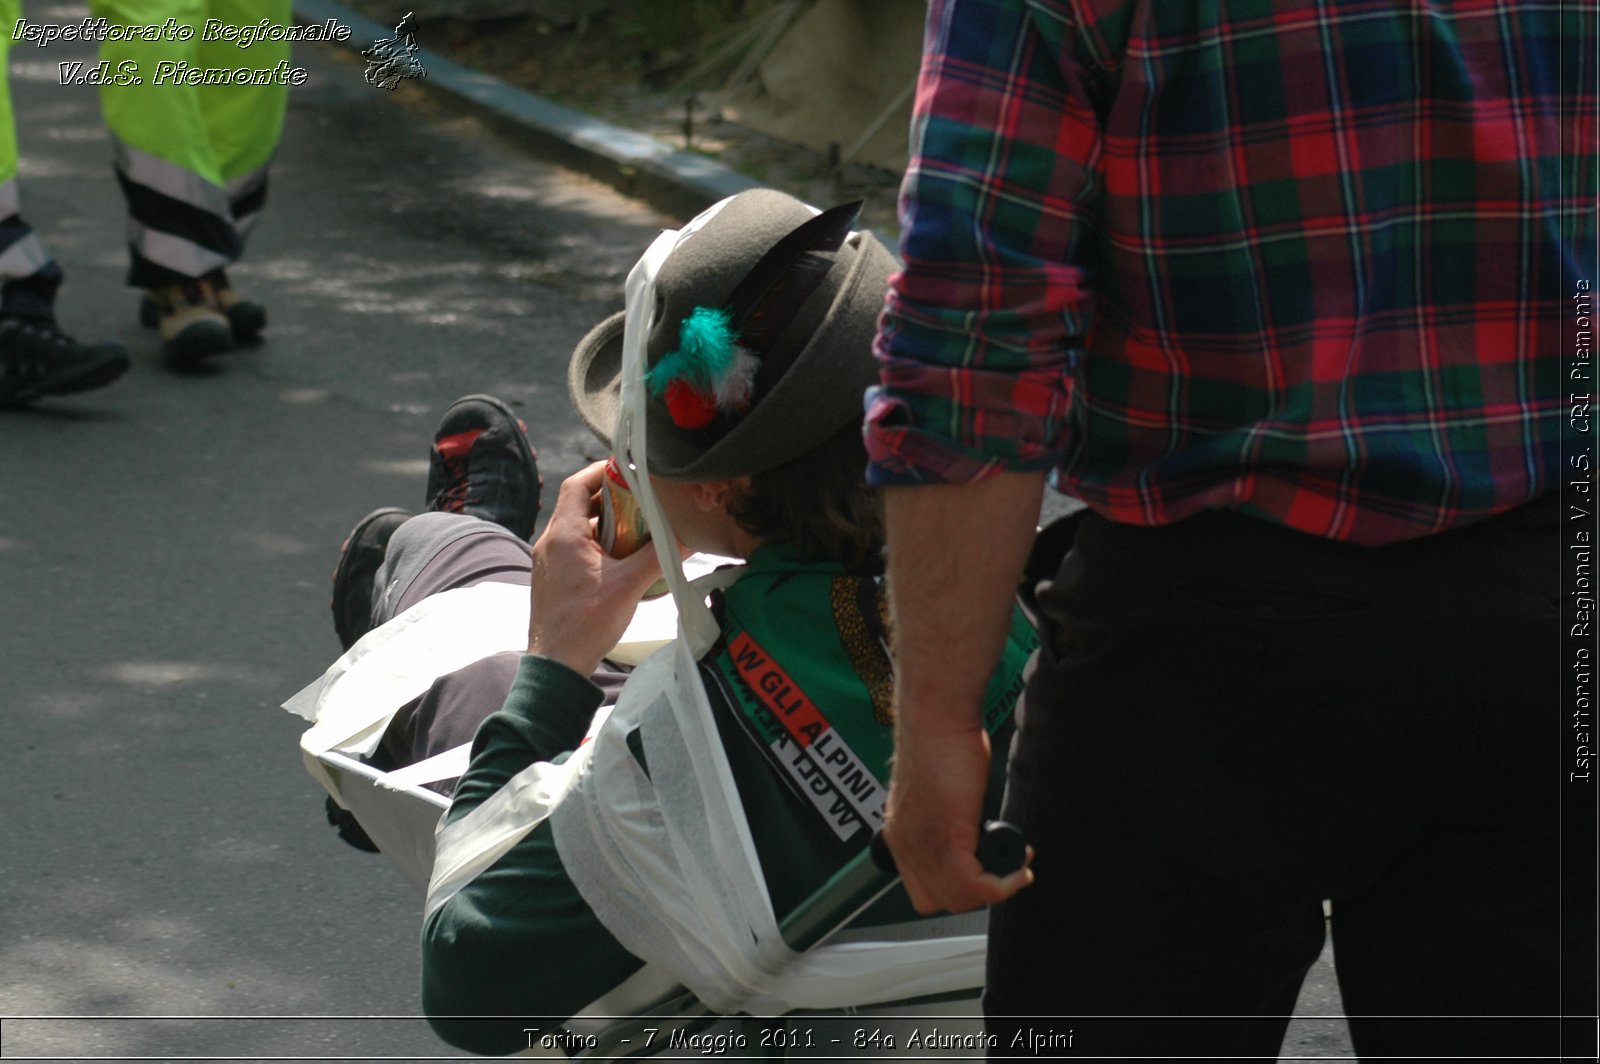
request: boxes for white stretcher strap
[381,743,472,789]
[557,206,789,1011]
[424,707,613,916]
[613,206,734,660]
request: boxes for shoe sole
[434,393,541,539]
[331,506,413,651]
[0,352,131,408]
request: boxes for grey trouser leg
[370,512,629,784]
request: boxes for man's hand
[527,461,664,675]
[881,472,1046,913]
[884,723,1033,913]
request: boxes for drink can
[599,457,651,558]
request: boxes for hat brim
[567,310,627,454]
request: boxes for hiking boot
[331,506,413,651]
[146,278,234,368]
[209,269,267,343]
[426,394,542,540]
[0,316,130,408]
[140,268,265,344]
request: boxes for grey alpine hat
[567,188,899,481]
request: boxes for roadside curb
[292,0,765,217]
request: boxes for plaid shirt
[866,0,1596,545]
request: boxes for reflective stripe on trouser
[0,2,63,319]
[89,0,290,287]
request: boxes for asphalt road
[0,10,666,1060]
[0,6,1353,1060]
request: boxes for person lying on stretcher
[324,191,1037,1055]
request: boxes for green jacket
[422,545,1035,1056]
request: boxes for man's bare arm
[882,471,1045,913]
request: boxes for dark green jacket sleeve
[420,654,643,1056]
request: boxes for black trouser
[985,495,1572,1061]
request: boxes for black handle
[869,820,1026,877]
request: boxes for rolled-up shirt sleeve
[867,0,1099,486]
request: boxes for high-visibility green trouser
[90,0,290,287]
[0,1,64,320]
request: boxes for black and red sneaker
[426,394,542,540]
[331,506,413,651]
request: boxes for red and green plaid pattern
[866,0,1597,545]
